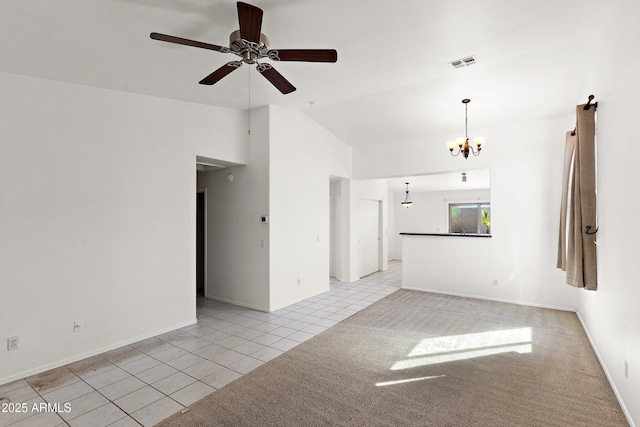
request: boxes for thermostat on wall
[261,215,269,223]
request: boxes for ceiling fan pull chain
[248,64,251,135]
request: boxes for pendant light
[401,182,413,208]
[446,99,485,159]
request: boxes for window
[449,203,491,234]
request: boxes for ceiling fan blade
[150,32,228,52]
[257,63,296,94]
[268,49,338,63]
[237,2,263,44]
[199,61,243,85]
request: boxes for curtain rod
[583,94,597,111]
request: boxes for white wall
[202,107,270,311]
[0,72,247,383]
[392,188,490,259]
[201,106,352,312]
[269,106,352,310]
[354,114,578,311]
[576,0,640,424]
[402,234,503,302]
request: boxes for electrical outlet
[297,278,301,286]
[74,320,83,332]
[7,336,18,351]
[624,360,628,379]
[493,279,498,286]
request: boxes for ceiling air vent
[449,55,477,69]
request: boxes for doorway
[329,177,349,282]
[196,190,206,296]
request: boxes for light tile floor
[0,261,401,427]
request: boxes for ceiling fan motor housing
[229,29,269,64]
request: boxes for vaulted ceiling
[1,1,608,147]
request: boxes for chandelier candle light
[447,99,485,159]
[401,182,413,208]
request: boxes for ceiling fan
[150,1,337,94]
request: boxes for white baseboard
[401,286,577,312]
[0,318,197,386]
[268,288,330,313]
[205,289,331,313]
[576,313,635,427]
[204,294,269,312]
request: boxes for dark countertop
[399,233,492,238]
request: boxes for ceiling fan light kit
[150,2,337,94]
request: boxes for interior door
[358,198,380,278]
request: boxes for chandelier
[447,99,485,159]
[401,182,413,208]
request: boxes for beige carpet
[159,290,627,426]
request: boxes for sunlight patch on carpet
[391,327,532,370]
[375,375,446,387]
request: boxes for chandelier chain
[465,102,468,140]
